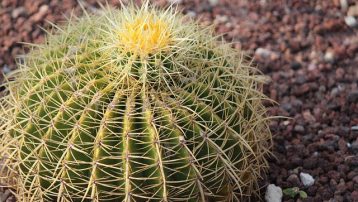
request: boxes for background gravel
[0,0,357,201]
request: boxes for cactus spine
[0,3,272,201]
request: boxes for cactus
[0,3,272,201]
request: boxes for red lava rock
[351,191,358,201]
[302,110,316,122]
[287,174,301,186]
[348,91,358,103]
[24,0,44,15]
[1,0,14,7]
[338,138,348,153]
[319,176,329,184]
[290,157,303,168]
[353,175,358,184]
[6,196,16,202]
[337,164,349,174]
[335,67,345,80]
[346,156,358,167]
[333,195,344,201]
[346,181,354,191]
[303,157,318,169]
[293,124,305,133]
[346,171,357,180]
[322,190,334,200]
[348,5,358,17]
[315,19,345,34]
[335,179,346,194]
[306,185,318,196]
[30,5,49,23]
[11,7,26,19]
[294,83,310,95]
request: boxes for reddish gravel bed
[1,0,357,201]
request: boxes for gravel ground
[0,0,357,201]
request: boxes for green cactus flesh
[0,4,272,202]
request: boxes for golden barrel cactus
[0,3,272,201]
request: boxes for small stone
[338,138,348,153]
[214,15,229,23]
[287,174,301,186]
[344,16,357,27]
[167,0,182,4]
[6,195,16,202]
[265,184,282,202]
[31,5,49,22]
[351,191,358,201]
[300,172,315,187]
[350,141,358,153]
[296,75,306,84]
[208,0,219,6]
[11,7,26,18]
[0,189,11,202]
[290,61,302,70]
[260,0,267,6]
[308,63,317,71]
[347,156,358,167]
[333,195,344,201]
[39,4,49,14]
[291,157,303,168]
[281,103,292,112]
[324,51,335,63]
[255,48,270,58]
[186,11,196,18]
[328,170,341,182]
[348,5,358,16]
[353,176,358,184]
[347,171,356,180]
[330,85,344,97]
[294,125,305,133]
[340,0,348,10]
[303,110,316,122]
[255,48,272,58]
[330,87,339,96]
[348,91,358,103]
[283,120,290,126]
[2,65,11,74]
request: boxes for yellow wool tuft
[118,14,171,56]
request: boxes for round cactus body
[0,3,272,202]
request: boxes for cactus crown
[118,10,171,55]
[0,2,272,202]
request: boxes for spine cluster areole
[0,2,272,202]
